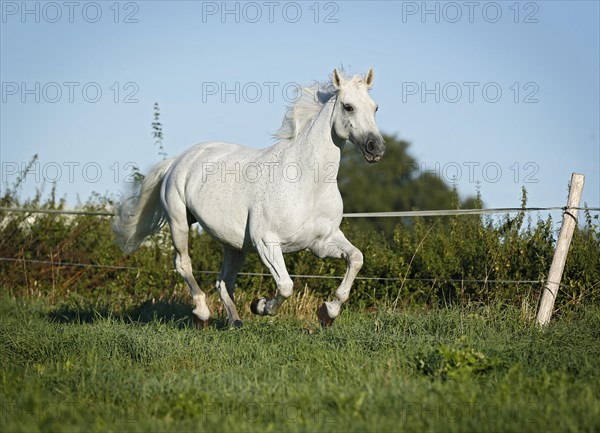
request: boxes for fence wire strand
[0,256,545,285]
[1,206,599,218]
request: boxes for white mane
[274,71,366,141]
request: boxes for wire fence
[2,203,598,287]
[1,205,599,218]
[0,256,547,285]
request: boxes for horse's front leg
[310,230,364,326]
[251,239,294,317]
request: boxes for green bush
[1,174,598,314]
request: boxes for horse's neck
[289,98,343,175]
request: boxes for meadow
[1,293,599,433]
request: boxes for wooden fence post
[536,173,585,326]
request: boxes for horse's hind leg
[216,246,245,328]
[165,203,211,328]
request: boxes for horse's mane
[274,70,365,141]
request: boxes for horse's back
[175,141,262,164]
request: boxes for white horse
[112,68,385,328]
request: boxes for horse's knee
[216,280,227,297]
[349,249,363,271]
[174,253,192,276]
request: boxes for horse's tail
[112,158,175,254]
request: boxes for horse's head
[331,68,385,163]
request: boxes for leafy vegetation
[1,136,598,316]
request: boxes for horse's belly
[187,186,250,250]
[197,215,248,250]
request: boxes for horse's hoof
[317,303,335,327]
[231,320,244,328]
[192,316,210,329]
[250,298,266,315]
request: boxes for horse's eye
[343,103,354,112]
[375,105,379,112]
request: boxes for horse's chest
[247,182,343,250]
[282,198,342,247]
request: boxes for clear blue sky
[1,1,599,217]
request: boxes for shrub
[1,166,598,314]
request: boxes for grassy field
[1,293,599,433]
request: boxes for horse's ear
[332,69,343,90]
[365,68,374,89]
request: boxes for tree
[338,135,477,233]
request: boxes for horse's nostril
[366,140,375,153]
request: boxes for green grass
[1,295,599,433]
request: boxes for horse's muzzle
[361,134,386,163]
